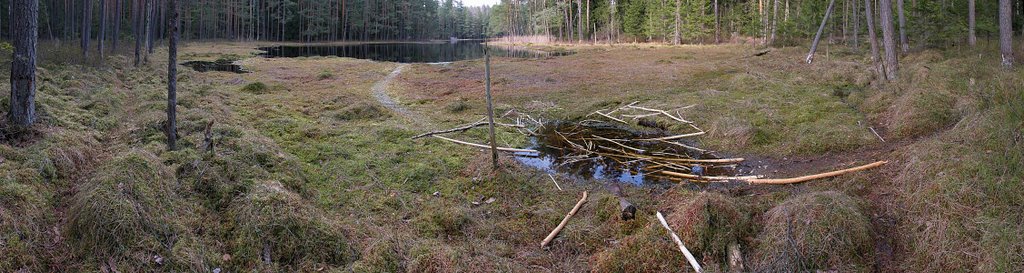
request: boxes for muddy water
[514,122,734,186]
[181,60,247,73]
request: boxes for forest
[2,0,1023,272]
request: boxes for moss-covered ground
[0,41,1021,272]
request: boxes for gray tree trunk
[82,0,93,57]
[1000,0,1014,68]
[135,0,142,66]
[673,0,681,45]
[99,0,107,59]
[897,0,908,52]
[114,0,122,52]
[879,0,899,80]
[968,0,976,46]
[10,0,38,128]
[769,0,779,45]
[806,0,837,64]
[144,0,152,62]
[853,0,859,50]
[167,0,178,150]
[865,0,883,79]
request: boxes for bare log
[637,132,706,141]
[660,170,761,181]
[432,136,539,154]
[548,174,563,191]
[541,191,589,248]
[744,161,888,184]
[412,120,524,139]
[727,242,744,272]
[656,211,703,273]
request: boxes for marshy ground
[1,41,1022,272]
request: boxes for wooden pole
[484,47,499,169]
[656,211,703,273]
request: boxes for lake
[258,41,571,63]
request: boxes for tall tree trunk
[82,0,93,57]
[673,0,680,45]
[114,0,122,52]
[167,0,178,150]
[714,0,719,43]
[806,0,836,63]
[968,0,976,46]
[879,0,898,80]
[146,0,154,54]
[134,0,142,66]
[897,0,907,52]
[865,0,882,78]
[1000,0,1014,68]
[10,0,39,128]
[770,0,779,45]
[853,0,859,50]
[99,0,107,59]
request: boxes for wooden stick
[636,132,706,141]
[541,191,588,248]
[626,105,693,123]
[660,170,762,181]
[548,174,563,191]
[412,119,526,139]
[744,161,888,184]
[594,110,629,124]
[432,135,539,154]
[656,211,703,273]
[869,127,886,142]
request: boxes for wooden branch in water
[541,191,589,249]
[637,131,706,141]
[656,211,704,273]
[432,136,539,154]
[744,161,888,184]
[548,174,563,191]
[594,110,629,124]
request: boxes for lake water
[258,41,571,63]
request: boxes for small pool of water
[514,122,735,186]
[258,41,572,63]
[181,60,247,73]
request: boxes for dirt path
[372,64,425,126]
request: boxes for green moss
[241,82,269,94]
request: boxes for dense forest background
[0,0,1021,46]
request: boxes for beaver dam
[415,102,762,186]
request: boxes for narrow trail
[372,64,427,127]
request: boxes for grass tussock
[240,82,269,94]
[335,102,389,121]
[663,192,750,268]
[66,149,203,271]
[590,217,692,273]
[227,180,355,270]
[751,191,874,272]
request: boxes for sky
[461,0,500,7]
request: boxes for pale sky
[461,0,500,7]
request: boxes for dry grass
[751,191,874,272]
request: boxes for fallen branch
[541,191,588,248]
[660,170,761,181]
[608,183,637,221]
[412,119,525,139]
[744,161,888,184]
[432,135,539,154]
[548,174,563,191]
[626,105,693,123]
[636,131,706,141]
[869,127,886,142]
[656,211,703,273]
[594,110,629,124]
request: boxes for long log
[412,120,525,139]
[744,161,888,184]
[656,211,704,273]
[541,191,588,248]
[608,183,637,220]
[660,170,762,181]
[432,136,539,154]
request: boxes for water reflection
[258,41,572,63]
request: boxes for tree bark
[879,0,899,80]
[134,0,142,66]
[673,0,681,45]
[865,0,882,78]
[897,0,908,52]
[82,0,93,57]
[968,0,976,46]
[806,0,837,63]
[769,0,779,45]
[1000,0,1014,68]
[167,0,178,150]
[99,0,107,59]
[10,0,38,128]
